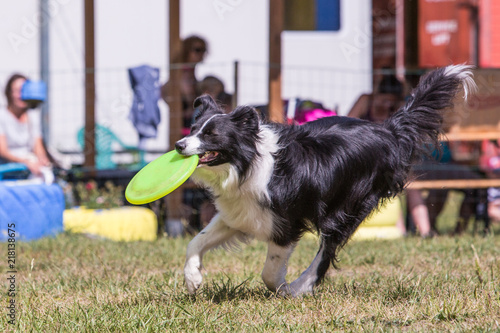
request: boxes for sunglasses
[192,47,206,54]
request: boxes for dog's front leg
[184,213,238,294]
[261,242,295,296]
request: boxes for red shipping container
[479,0,500,68]
[418,0,472,67]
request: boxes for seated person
[200,75,233,113]
[347,72,404,123]
[0,73,53,183]
[480,139,500,223]
[487,187,500,222]
[414,146,486,235]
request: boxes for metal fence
[1,62,373,166]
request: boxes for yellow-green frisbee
[125,150,199,205]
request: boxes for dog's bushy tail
[384,64,476,190]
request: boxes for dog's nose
[175,140,186,154]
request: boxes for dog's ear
[229,106,260,130]
[193,94,222,121]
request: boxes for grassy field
[2,221,499,332]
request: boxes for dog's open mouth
[198,151,219,164]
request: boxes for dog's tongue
[199,151,219,164]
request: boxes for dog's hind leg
[261,242,295,295]
[184,213,242,294]
[288,236,336,297]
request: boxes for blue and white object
[0,183,64,241]
[21,80,47,103]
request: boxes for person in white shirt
[0,73,53,183]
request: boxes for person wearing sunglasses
[161,36,215,234]
[162,35,208,137]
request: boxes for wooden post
[268,0,284,123]
[84,0,95,169]
[40,0,50,143]
[233,60,239,109]
[166,0,184,221]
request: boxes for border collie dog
[175,65,475,296]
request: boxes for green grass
[2,227,499,332]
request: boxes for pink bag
[295,108,337,125]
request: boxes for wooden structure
[164,1,285,221]
[84,0,95,169]
[81,1,500,204]
[442,69,500,141]
[268,0,284,123]
[165,0,184,221]
[409,68,500,190]
[81,0,285,223]
[378,0,500,190]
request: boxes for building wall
[281,0,372,115]
[0,0,40,78]
[183,0,372,114]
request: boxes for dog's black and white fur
[175,65,475,296]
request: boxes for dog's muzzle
[175,140,186,154]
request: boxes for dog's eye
[203,129,216,136]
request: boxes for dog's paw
[288,280,314,297]
[275,284,292,297]
[184,262,203,294]
[276,285,313,298]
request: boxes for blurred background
[2,0,500,237]
[2,0,491,163]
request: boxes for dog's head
[175,95,261,170]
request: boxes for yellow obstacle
[352,197,403,240]
[64,206,157,241]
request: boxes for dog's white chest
[215,192,274,241]
[192,125,280,241]
[193,161,276,241]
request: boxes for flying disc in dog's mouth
[125,150,198,205]
[198,151,219,164]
